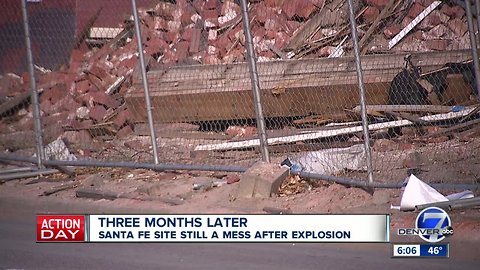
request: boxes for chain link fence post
[131,0,159,164]
[347,0,374,184]
[21,0,45,169]
[239,0,270,163]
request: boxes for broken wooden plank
[388,1,442,49]
[42,181,78,196]
[0,92,31,116]
[194,107,477,151]
[351,105,462,114]
[387,112,429,125]
[425,118,480,138]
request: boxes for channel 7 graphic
[398,207,453,243]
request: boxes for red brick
[363,6,380,24]
[252,25,266,38]
[40,99,53,115]
[202,9,220,20]
[365,0,389,9]
[417,0,436,7]
[119,57,138,71]
[401,16,413,29]
[440,4,455,17]
[428,24,449,38]
[152,17,168,31]
[75,80,91,94]
[408,3,425,19]
[175,41,191,60]
[165,32,181,44]
[167,20,182,33]
[258,50,275,58]
[420,12,442,30]
[414,30,425,40]
[221,0,240,16]
[274,32,290,49]
[51,95,80,113]
[163,50,179,64]
[113,109,131,129]
[427,39,449,50]
[43,112,69,127]
[155,1,175,20]
[40,86,64,104]
[448,18,468,36]
[38,71,66,89]
[204,0,220,10]
[265,0,286,8]
[383,24,401,38]
[117,125,134,138]
[296,0,317,18]
[87,73,105,91]
[180,3,196,26]
[89,91,120,108]
[226,174,240,184]
[182,28,194,41]
[146,37,169,56]
[282,0,297,19]
[253,2,273,23]
[450,5,465,18]
[89,105,107,122]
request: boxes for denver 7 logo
[416,207,453,243]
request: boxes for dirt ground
[1,133,480,244]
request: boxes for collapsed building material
[127,50,474,123]
[194,106,478,151]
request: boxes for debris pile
[0,0,474,158]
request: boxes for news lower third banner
[37,214,390,243]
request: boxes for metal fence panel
[0,0,479,189]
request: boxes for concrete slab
[237,161,289,198]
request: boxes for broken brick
[448,18,468,37]
[113,109,131,129]
[365,0,389,9]
[40,86,64,104]
[296,0,317,18]
[89,91,120,108]
[89,105,107,122]
[427,39,449,51]
[408,3,425,19]
[117,125,134,138]
[155,1,175,20]
[204,0,220,10]
[363,6,380,24]
[384,24,401,39]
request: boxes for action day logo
[398,207,453,243]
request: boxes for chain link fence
[0,0,479,188]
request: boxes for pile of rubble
[0,0,473,157]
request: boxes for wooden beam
[126,50,474,123]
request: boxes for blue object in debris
[280,158,303,173]
[451,105,465,113]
